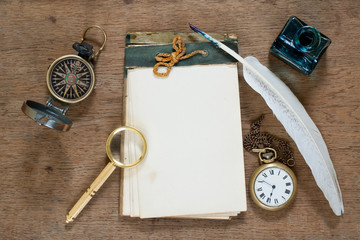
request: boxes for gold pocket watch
[22,25,107,131]
[249,148,297,211]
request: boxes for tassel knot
[153,36,206,77]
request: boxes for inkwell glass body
[270,16,331,74]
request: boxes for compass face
[47,55,95,104]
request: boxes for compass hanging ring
[81,25,107,57]
[22,25,107,131]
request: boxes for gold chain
[243,115,295,167]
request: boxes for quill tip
[188,23,218,46]
[188,23,202,34]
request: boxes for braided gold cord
[153,36,206,77]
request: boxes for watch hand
[259,180,273,187]
[270,185,276,197]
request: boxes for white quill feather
[242,56,343,215]
[189,24,344,215]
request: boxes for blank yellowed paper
[121,63,246,219]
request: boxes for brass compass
[22,25,107,131]
[47,55,95,104]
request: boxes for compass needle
[72,85,81,98]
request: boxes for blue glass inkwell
[270,16,331,74]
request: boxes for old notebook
[121,32,246,219]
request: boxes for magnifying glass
[66,126,147,223]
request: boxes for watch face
[47,55,95,104]
[250,163,297,211]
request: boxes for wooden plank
[0,0,359,239]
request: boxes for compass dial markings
[54,71,67,78]
[52,77,65,81]
[63,84,71,98]
[75,63,86,73]
[57,65,65,73]
[77,80,89,88]
[64,61,71,74]
[48,56,94,102]
[54,80,66,87]
[56,85,65,94]
[77,85,86,94]
[76,71,89,79]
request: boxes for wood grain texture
[0,0,359,239]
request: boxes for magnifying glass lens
[109,130,144,165]
[106,126,147,168]
[108,132,122,162]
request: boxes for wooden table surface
[1,0,359,239]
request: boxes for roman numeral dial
[250,163,297,210]
[47,55,95,104]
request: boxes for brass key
[66,126,147,223]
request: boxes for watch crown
[252,148,277,164]
[262,152,275,160]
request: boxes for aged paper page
[125,64,246,218]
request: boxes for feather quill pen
[189,23,343,216]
